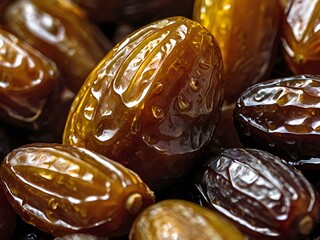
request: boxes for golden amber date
[196,148,320,239]
[0,143,154,237]
[234,75,320,161]
[193,0,280,103]
[281,0,320,75]
[2,0,113,93]
[0,29,65,132]
[129,199,246,240]
[63,16,224,189]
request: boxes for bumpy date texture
[193,0,280,103]
[195,148,320,239]
[0,143,155,237]
[63,16,224,189]
[0,29,66,133]
[129,199,246,240]
[234,74,320,162]
[2,0,112,93]
[281,0,320,75]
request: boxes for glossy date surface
[2,0,113,93]
[129,199,246,240]
[196,148,320,239]
[63,16,224,189]
[234,75,320,161]
[193,0,280,103]
[281,0,320,75]
[0,29,65,132]
[0,143,154,237]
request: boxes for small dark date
[195,148,320,239]
[234,74,320,162]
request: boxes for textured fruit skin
[234,75,320,161]
[63,16,224,189]
[2,0,112,93]
[195,148,320,240]
[281,0,320,75]
[0,143,155,237]
[0,29,65,132]
[129,199,246,240]
[193,0,280,103]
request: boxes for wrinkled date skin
[71,0,195,27]
[193,0,280,103]
[281,0,320,75]
[234,75,320,162]
[0,29,66,133]
[0,143,155,237]
[129,199,246,240]
[0,187,16,240]
[63,16,224,189]
[195,148,320,239]
[2,0,113,93]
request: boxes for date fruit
[281,0,320,75]
[0,29,66,133]
[193,0,280,103]
[234,75,320,161]
[0,143,155,237]
[129,199,246,240]
[2,0,113,93]
[62,16,224,189]
[195,148,320,239]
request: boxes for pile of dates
[1,0,320,239]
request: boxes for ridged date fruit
[193,0,280,103]
[71,0,195,27]
[0,29,66,133]
[129,199,246,240]
[62,16,224,189]
[281,0,320,75]
[234,75,320,161]
[195,148,320,239]
[0,143,155,237]
[0,187,16,240]
[2,0,113,93]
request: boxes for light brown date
[0,143,155,237]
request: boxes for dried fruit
[195,148,320,239]
[0,29,66,134]
[62,16,224,189]
[193,0,280,103]
[2,0,113,93]
[129,199,246,240]
[0,143,155,237]
[234,74,320,161]
[281,0,320,74]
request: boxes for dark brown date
[0,29,66,135]
[195,148,320,239]
[62,16,224,189]
[234,74,320,161]
[2,0,113,93]
[0,143,155,237]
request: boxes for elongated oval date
[193,0,280,103]
[62,16,224,189]
[2,0,113,93]
[0,143,155,237]
[129,199,246,240]
[281,0,320,74]
[234,75,320,161]
[0,29,66,132]
[195,148,320,239]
